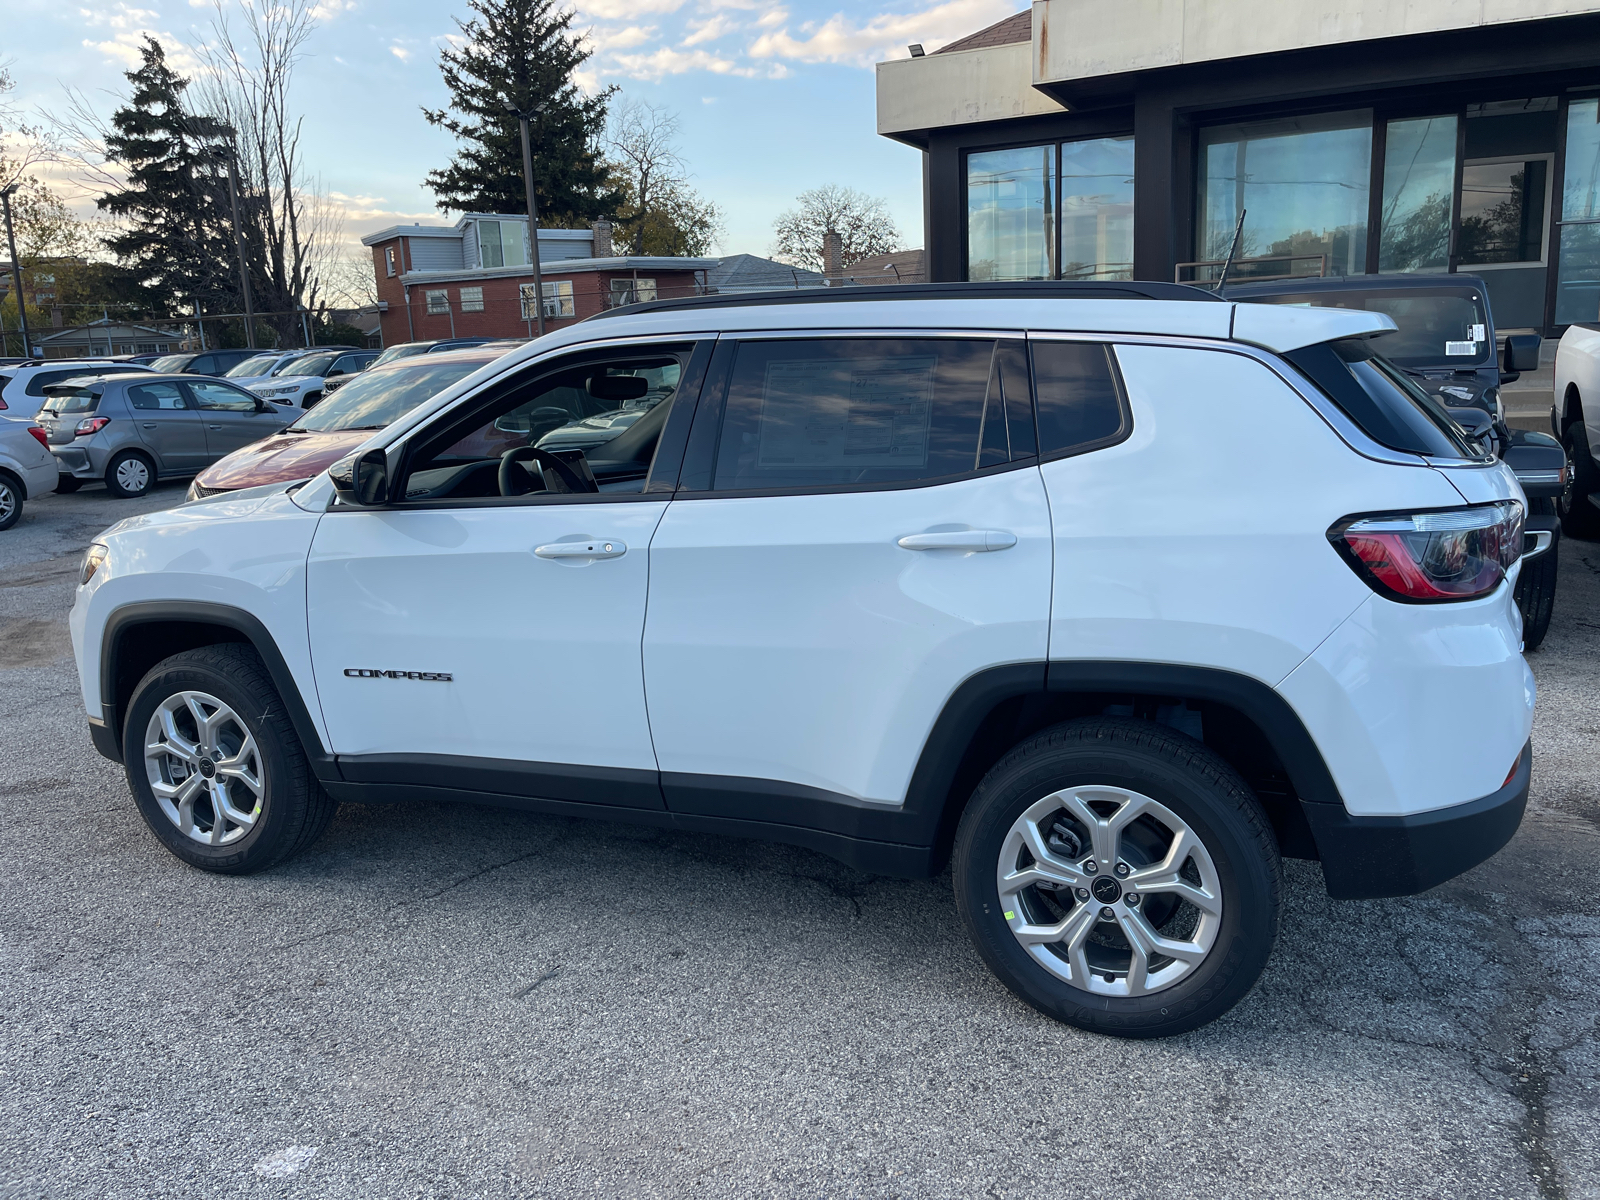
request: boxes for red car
[187,347,507,499]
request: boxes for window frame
[674,328,1046,501]
[126,380,194,411]
[182,378,262,412]
[424,289,450,316]
[459,285,485,313]
[1026,333,1136,465]
[340,338,714,514]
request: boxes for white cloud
[587,23,657,51]
[755,7,787,28]
[608,45,760,81]
[576,0,685,18]
[748,0,1013,66]
[683,13,739,45]
[390,44,412,61]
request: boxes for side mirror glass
[330,447,389,506]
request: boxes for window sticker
[757,355,936,469]
[1445,341,1478,356]
[1469,323,1486,342]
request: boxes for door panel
[644,470,1052,804]
[307,502,668,801]
[125,381,207,472]
[186,380,281,459]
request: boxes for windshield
[288,358,488,432]
[38,387,100,415]
[149,354,192,373]
[271,353,327,377]
[226,353,281,378]
[1244,288,1492,368]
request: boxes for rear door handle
[534,539,626,560]
[141,422,157,429]
[897,530,1017,552]
[207,423,223,430]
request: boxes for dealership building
[877,1,1600,332]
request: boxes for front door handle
[141,422,157,429]
[207,423,223,430]
[897,530,1017,552]
[534,539,626,560]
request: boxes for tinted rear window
[1030,341,1129,457]
[1283,339,1480,459]
[39,387,99,414]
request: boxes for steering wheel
[498,445,596,496]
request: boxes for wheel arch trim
[98,600,338,780]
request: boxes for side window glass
[128,382,189,411]
[397,349,689,503]
[710,338,1015,492]
[976,339,1036,468]
[1030,341,1128,458]
[186,381,256,412]
[188,355,216,375]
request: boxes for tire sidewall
[124,657,296,871]
[954,732,1278,1037]
[0,474,20,530]
[106,451,154,499]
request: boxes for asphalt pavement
[1,478,1598,1200]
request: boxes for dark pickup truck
[1226,273,1566,650]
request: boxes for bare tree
[0,59,59,190]
[190,0,342,340]
[604,99,721,257]
[772,184,900,273]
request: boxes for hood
[193,428,371,491]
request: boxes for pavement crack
[513,967,562,998]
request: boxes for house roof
[360,217,595,247]
[935,9,1030,54]
[38,318,173,342]
[706,254,826,291]
[398,256,718,287]
[836,249,927,285]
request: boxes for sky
[6,0,1021,263]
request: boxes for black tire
[1514,498,1558,652]
[952,718,1281,1038]
[104,449,155,499]
[54,474,82,494]
[123,644,336,874]
[0,472,21,531]
[1559,419,1600,541]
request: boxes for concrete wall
[877,40,1066,139]
[1033,0,1600,84]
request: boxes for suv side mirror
[1502,333,1541,382]
[327,367,345,377]
[329,447,389,506]
[253,398,273,413]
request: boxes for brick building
[362,215,716,346]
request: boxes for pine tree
[422,0,622,225]
[98,37,238,316]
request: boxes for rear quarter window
[1030,341,1130,458]
[1283,339,1479,459]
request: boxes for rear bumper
[49,445,97,477]
[1303,740,1530,899]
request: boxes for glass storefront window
[967,146,1056,281]
[1458,157,1550,265]
[1198,111,1372,279]
[1059,137,1135,281]
[1379,115,1457,273]
[1557,98,1600,324]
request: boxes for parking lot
[1,479,1597,1200]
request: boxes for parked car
[1550,322,1600,542]
[371,337,500,367]
[247,350,379,409]
[1226,273,1562,650]
[72,282,1534,1039]
[146,349,265,378]
[35,373,295,498]
[0,361,154,413]
[187,347,507,499]
[0,412,59,530]
[222,347,364,389]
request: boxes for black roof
[587,280,1223,321]
[1224,273,1488,299]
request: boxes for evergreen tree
[98,37,238,316]
[422,0,622,225]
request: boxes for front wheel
[953,718,1281,1038]
[1559,420,1600,540]
[124,644,335,873]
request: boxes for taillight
[1329,501,1523,602]
[74,416,110,437]
[26,425,48,448]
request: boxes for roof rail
[585,279,1225,321]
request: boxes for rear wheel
[0,473,21,531]
[105,450,154,499]
[1559,419,1600,540]
[124,644,336,873]
[953,718,1281,1038]
[54,474,82,494]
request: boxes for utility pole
[0,183,35,359]
[506,100,548,337]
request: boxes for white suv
[69,284,1535,1037]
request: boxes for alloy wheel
[143,690,265,845]
[0,481,15,523]
[996,786,1223,997]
